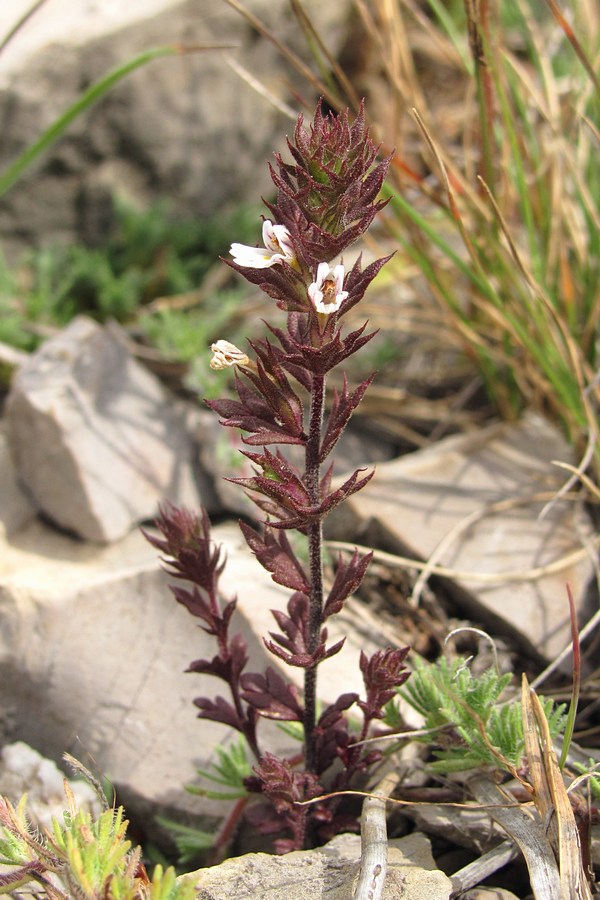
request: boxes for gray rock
[4,316,200,542]
[0,423,37,538]
[0,741,100,830]
[0,0,351,260]
[188,831,452,899]
[326,413,595,663]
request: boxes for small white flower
[230,220,296,269]
[308,263,348,315]
[210,340,250,370]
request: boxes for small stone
[190,831,452,899]
[5,316,200,542]
[0,741,100,829]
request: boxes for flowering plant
[147,102,410,853]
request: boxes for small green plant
[188,736,253,802]
[391,655,568,775]
[0,786,195,898]
[0,200,258,355]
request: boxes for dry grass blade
[531,605,600,691]
[290,0,361,110]
[521,675,593,898]
[542,0,600,92]
[467,772,561,899]
[326,529,600,589]
[221,0,340,109]
[222,54,298,119]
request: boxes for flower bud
[210,340,250,370]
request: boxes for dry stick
[352,771,399,900]
[522,678,593,899]
[407,490,594,606]
[327,537,599,586]
[450,840,519,896]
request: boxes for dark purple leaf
[239,521,310,593]
[194,695,242,731]
[358,646,411,721]
[320,373,375,462]
[241,667,304,721]
[323,549,373,618]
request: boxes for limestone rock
[4,316,200,542]
[326,414,595,663]
[0,0,351,260]
[189,831,452,899]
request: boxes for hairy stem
[230,680,260,761]
[303,372,326,774]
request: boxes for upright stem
[303,372,326,774]
[465,0,496,194]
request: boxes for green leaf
[155,818,216,864]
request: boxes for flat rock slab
[189,831,452,899]
[327,414,594,662]
[5,316,200,542]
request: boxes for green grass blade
[383,183,497,301]
[0,45,177,199]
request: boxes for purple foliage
[146,102,411,853]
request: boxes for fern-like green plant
[392,656,567,774]
[187,736,252,802]
[156,737,253,865]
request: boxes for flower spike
[148,102,410,855]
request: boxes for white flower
[308,263,348,315]
[230,220,296,269]
[210,340,250,370]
